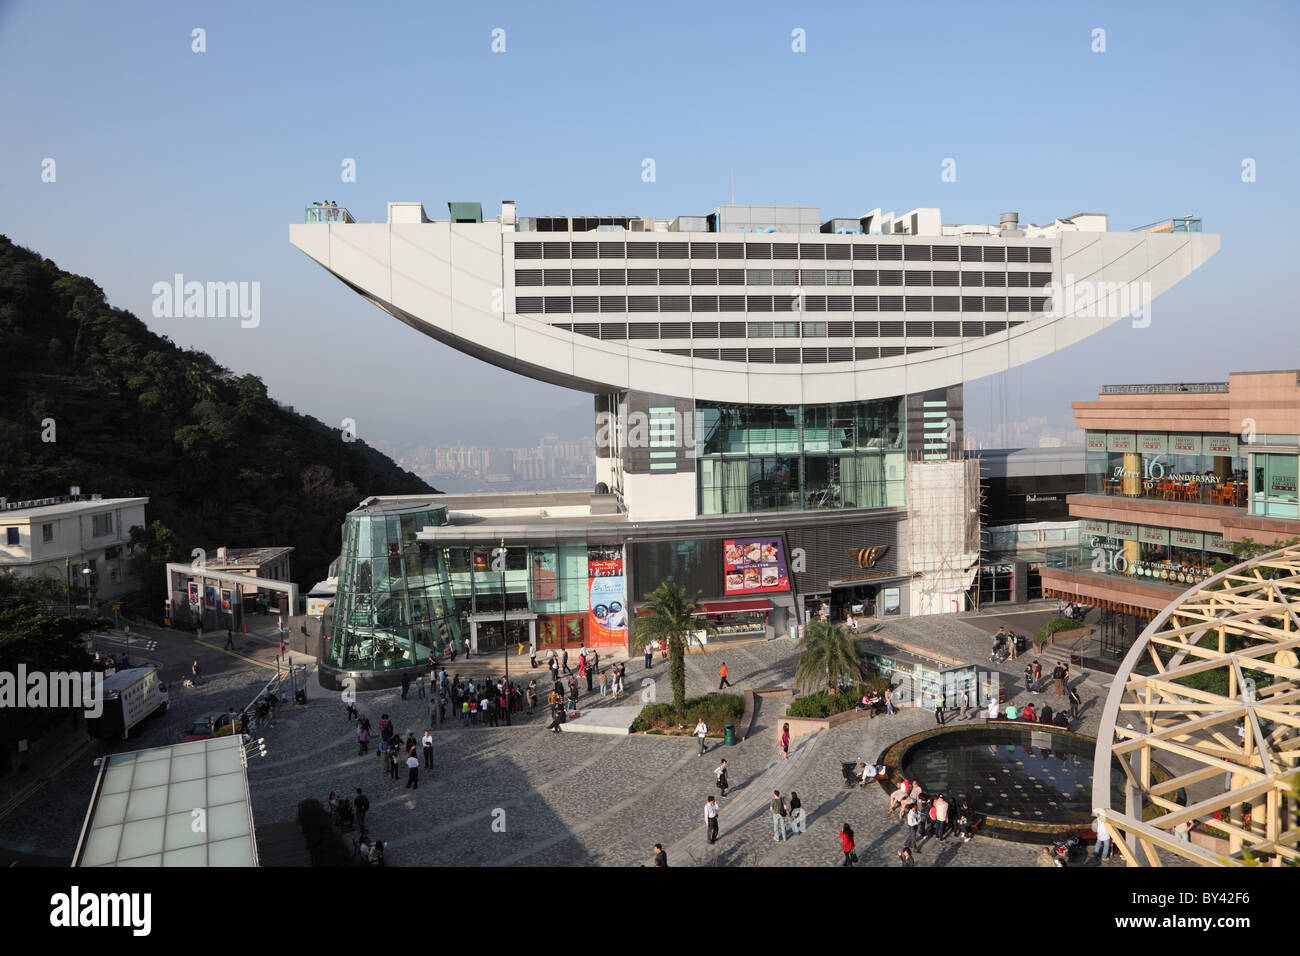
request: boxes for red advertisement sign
[723,537,789,595]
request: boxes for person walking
[417,673,426,699]
[714,759,729,797]
[422,730,433,769]
[718,662,732,689]
[1023,662,1033,695]
[405,753,420,789]
[388,748,401,780]
[547,700,565,733]
[959,689,970,721]
[585,655,594,692]
[354,788,369,831]
[401,672,411,700]
[377,736,389,773]
[934,692,946,725]
[839,823,856,866]
[1068,684,1081,721]
[705,795,720,844]
[694,717,709,756]
[224,628,234,650]
[562,648,570,675]
[645,643,653,669]
[780,722,791,760]
[770,790,788,842]
[357,723,370,755]
[788,791,802,830]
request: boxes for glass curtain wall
[330,507,465,671]
[1084,431,1247,507]
[697,398,905,515]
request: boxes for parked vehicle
[86,667,169,740]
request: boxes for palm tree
[629,582,718,718]
[794,619,865,694]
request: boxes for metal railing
[1100,382,1229,395]
[1131,216,1203,233]
[305,204,355,224]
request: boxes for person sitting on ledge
[1021,703,1037,722]
[1005,704,1018,720]
[1039,704,1054,724]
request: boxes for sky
[1,0,1297,449]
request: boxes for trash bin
[723,722,736,746]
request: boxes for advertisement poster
[531,548,557,600]
[883,587,900,616]
[536,616,559,648]
[204,585,217,609]
[587,546,627,647]
[187,581,199,606]
[220,588,234,613]
[472,550,489,572]
[722,537,789,595]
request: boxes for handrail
[1130,216,1202,233]
[1100,382,1228,395]
[305,204,355,224]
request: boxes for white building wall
[906,459,981,616]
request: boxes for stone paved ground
[237,617,1140,866]
[0,613,1157,866]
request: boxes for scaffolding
[905,451,983,615]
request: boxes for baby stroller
[1049,834,1083,865]
[989,635,1009,663]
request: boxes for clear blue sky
[2,0,1297,448]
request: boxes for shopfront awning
[635,598,772,616]
[693,599,771,615]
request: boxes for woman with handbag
[839,823,857,866]
[780,723,791,760]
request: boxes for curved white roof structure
[290,202,1219,405]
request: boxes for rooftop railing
[1131,216,1202,233]
[305,204,355,224]
[1100,382,1229,395]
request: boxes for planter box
[1044,626,1090,646]
[1189,828,1229,856]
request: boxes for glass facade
[1084,430,1247,507]
[1045,520,1234,587]
[696,398,905,515]
[330,511,608,672]
[1252,452,1299,518]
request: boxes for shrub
[787,683,871,719]
[1037,616,1079,644]
[631,693,744,733]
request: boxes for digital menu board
[722,537,789,595]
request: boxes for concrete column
[470,620,479,655]
[529,618,536,653]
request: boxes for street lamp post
[81,567,92,613]
[500,537,510,726]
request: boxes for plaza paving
[240,613,1132,867]
[0,608,1148,867]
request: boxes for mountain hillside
[0,235,434,608]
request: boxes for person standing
[577,653,587,689]
[417,673,426,699]
[906,804,922,850]
[527,679,538,713]
[1068,684,1081,721]
[718,662,732,689]
[714,759,729,797]
[705,795,719,844]
[934,692,946,725]
[770,790,788,842]
[598,669,608,697]
[547,699,565,733]
[1093,814,1111,860]
[357,723,370,755]
[694,717,709,756]
[652,843,668,867]
[1023,662,1033,695]
[562,648,570,675]
[401,672,411,700]
[354,788,369,831]
[406,753,420,789]
[780,722,791,760]
[915,790,932,842]
[884,686,895,715]
[839,823,856,866]
[1032,659,1043,693]
[645,643,653,669]
[389,748,401,780]
[896,846,915,866]
[585,654,594,692]
[959,689,970,721]
[422,730,433,769]
[933,793,950,841]
[618,662,627,694]
[346,696,357,722]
